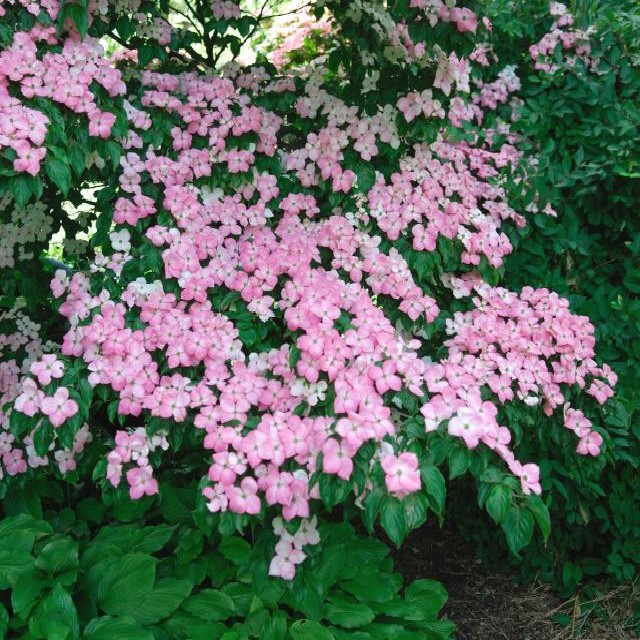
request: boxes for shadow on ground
[392,523,638,640]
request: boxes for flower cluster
[269,516,320,580]
[211,0,240,20]
[530,2,595,74]
[0,299,92,477]
[0,0,616,579]
[106,428,168,499]
[0,195,54,269]
[419,283,615,493]
[266,9,332,69]
[367,140,523,267]
[0,20,124,175]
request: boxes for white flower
[109,229,131,253]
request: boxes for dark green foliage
[0,481,454,639]
[454,0,640,592]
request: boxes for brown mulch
[393,523,639,640]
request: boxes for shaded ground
[393,523,639,640]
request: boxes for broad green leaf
[380,497,407,547]
[485,485,511,524]
[341,571,399,603]
[35,537,78,575]
[29,584,79,640]
[324,601,375,628]
[0,551,35,589]
[290,620,335,640]
[261,612,288,640]
[420,466,446,515]
[97,554,156,616]
[448,447,471,479]
[404,579,448,621]
[133,578,193,625]
[502,507,535,556]
[526,495,551,541]
[94,525,176,554]
[403,493,428,531]
[12,568,47,617]
[219,536,252,565]
[0,528,35,555]
[314,543,346,595]
[181,589,236,621]
[45,156,71,196]
[11,175,33,208]
[83,616,154,640]
[363,488,384,533]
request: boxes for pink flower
[228,477,262,514]
[14,379,43,417]
[30,354,64,386]
[126,465,159,499]
[322,438,354,480]
[516,463,541,495]
[576,431,603,456]
[381,452,421,497]
[369,361,402,394]
[268,540,306,580]
[88,110,116,139]
[40,387,78,427]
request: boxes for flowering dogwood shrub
[0,0,616,604]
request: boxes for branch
[105,29,208,69]
[259,2,313,21]
[193,0,216,65]
[169,3,205,37]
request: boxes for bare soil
[393,523,639,640]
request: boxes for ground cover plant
[0,0,635,637]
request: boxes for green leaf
[341,572,399,604]
[134,578,193,625]
[261,612,288,640]
[420,465,446,514]
[290,620,335,640]
[0,528,35,555]
[355,162,376,192]
[45,156,71,196]
[363,488,384,533]
[68,145,86,177]
[417,620,456,640]
[502,507,535,556]
[404,579,448,621]
[526,495,551,541]
[83,616,154,640]
[0,514,50,538]
[219,536,252,565]
[380,497,407,547]
[12,568,47,617]
[35,537,78,575]
[0,551,35,589]
[485,485,511,524]
[11,174,33,208]
[97,554,156,616]
[403,493,428,531]
[324,601,375,628]
[94,525,176,554]
[314,543,346,596]
[176,529,204,565]
[318,474,351,509]
[29,584,79,640]
[181,589,236,621]
[448,447,471,479]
